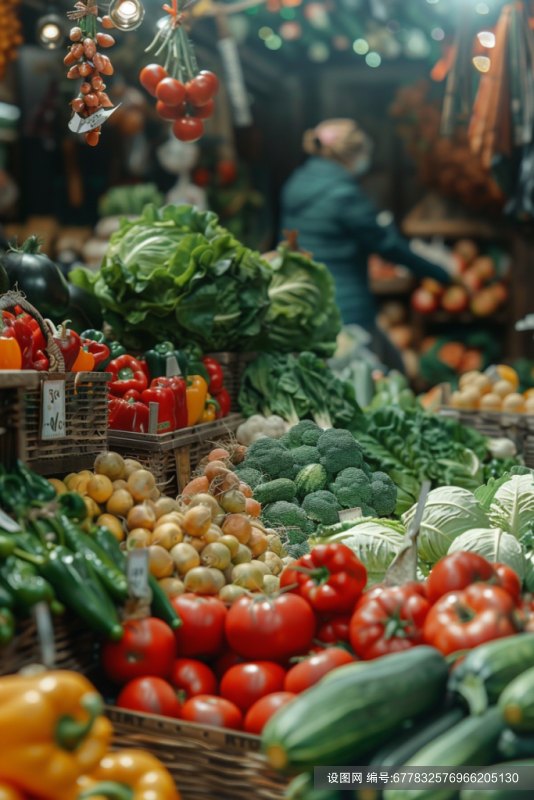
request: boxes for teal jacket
[280,157,450,327]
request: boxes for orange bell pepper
[77,750,181,800]
[186,375,208,426]
[0,333,21,370]
[0,783,28,800]
[72,346,96,373]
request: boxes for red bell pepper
[214,387,231,419]
[105,354,148,397]
[151,376,188,430]
[280,543,367,614]
[141,384,176,434]
[14,305,47,355]
[82,337,110,369]
[49,321,81,371]
[138,359,151,385]
[202,356,224,394]
[108,393,150,434]
[2,312,49,371]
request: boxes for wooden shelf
[371,277,415,295]
[402,194,507,240]
[411,309,509,326]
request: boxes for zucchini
[383,707,505,800]
[498,729,534,761]
[499,666,534,733]
[459,761,534,800]
[262,646,448,774]
[448,634,534,715]
[369,706,466,768]
[286,772,343,800]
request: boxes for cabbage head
[489,473,534,540]
[326,518,405,586]
[447,528,526,582]
[402,486,490,565]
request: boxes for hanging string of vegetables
[64,0,116,147]
[140,0,219,143]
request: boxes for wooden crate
[106,707,289,800]
[0,371,41,469]
[207,352,256,412]
[22,371,110,475]
[108,413,245,496]
[0,615,96,677]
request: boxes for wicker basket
[108,413,244,496]
[206,353,256,413]
[106,707,289,800]
[438,407,534,454]
[0,371,41,469]
[0,615,97,677]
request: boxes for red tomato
[411,287,439,314]
[441,285,469,314]
[244,692,296,735]
[156,101,186,121]
[101,618,177,684]
[192,99,215,120]
[220,662,286,713]
[140,64,168,97]
[185,71,219,106]
[315,614,351,645]
[216,159,237,185]
[284,648,355,694]
[423,584,517,656]
[116,676,181,718]
[426,552,494,605]
[225,594,316,663]
[171,658,218,700]
[181,695,242,730]
[173,117,204,142]
[156,77,186,107]
[172,594,227,657]
[210,649,245,680]
[494,563,521,604]
[280,544,367,614]
[350,583,430,660]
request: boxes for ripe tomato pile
[101,545,527,736]
[140,64,218,142]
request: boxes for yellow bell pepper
[186,375,208,426]
[77,750,181,800]
[200,393,217,423]
[0,670,112,800]
[0,783,27,800]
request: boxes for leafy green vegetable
[488,473,534,540]
[98,184,164,218]
[448,528,526,581]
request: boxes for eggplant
[1,236,69,318]
[65,282,103,333]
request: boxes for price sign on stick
[127,548,150,599]
[34,602,56,669]
[338,507,362,524]
[384,480,431,586]
[41,380,66,440]
[68,104,121,133]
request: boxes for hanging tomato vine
[64,0,117,146]
[140,0,219,142]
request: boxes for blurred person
[280,119,451,371]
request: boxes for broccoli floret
[362,462,372,477]
[292,445,320,468]
[302,490,342,525]
[279,432,293,448]
[244,437,294,479]
[331,468,372,509]
[261,501,311,533]
[232,466,263,490]
[370,472,397,516]
[279,467,299,480]
[284,527,308,546]
[287,420,323,449]
[301,428,323,447]
[361,504,376,517]
[317,429,364,474]
[286,541,311,559]
[253,479,296,505]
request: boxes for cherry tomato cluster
[139,64,218,142]
[65,13,116,146]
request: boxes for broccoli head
[362,462,372,477]
[280,528,311,559]
[317,429,364,474]
[292,445,321,468]
[331,467,372,509]
[261,501,311,534]
[278,432,293,448]
[370,472,397,516]
[302,490,342,525]
[287,420,323,449]
[232,466,263,490]
[244,437,294,479]
[301,428,323,447]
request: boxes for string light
[365,51,381,67]
[265,34,282,49]
[353,38,369,54]
[36,12,64,49]
[473,55,491,72]
[477,31,495,48]
[279,20,301,39]
[109,0,145,30]
[431,27,445,41]
[259,25,274,39]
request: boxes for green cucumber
[369,706,466,768]
[286,773,343,800]
[262,646,448,774]
[499,666,534,733]
[383,707,505,800]
[448,634,534,715]
[498,729,534,761]
[459,761,534,800]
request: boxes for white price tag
[485,365,501,384]
[127,548,150,599]
[34,601,55,669]
[68,104,121,133]
[166,356,181,377]
[338,507,363,523]
[41,380,66,440]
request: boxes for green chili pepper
[57,492,88,522]
[15,461,56,503]
[93,526,126,571]
[0,606,15,646]
[0,555,54,611]
[71,546,122,629]
[0,475,29,516]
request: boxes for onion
[183,506,211,538]
[220,489,246,514]
[149,545,174,578]
[159,577,185,598]
[204,461,230,483]
[154,512,184,529]
[150,522,183,550]
[201,543,231,570]
[126,528,151,549]
[94,451,125,481]
[231,544,252,565]
[248,529,268,557]
[232,563,264,591]
[219,585,247,604]
[126,501,156,532]
[218,472,240,493]
[170,543,201,574]
[184,567,225,595]
[201,526,222,545]
[222,514,251,544]
[183,534,206,553]
[259,551,283,575]
[251,559,271,577]
[282,556,297,567]
[263,574,280,594]
[122,458,143,479]
[154,496,180,518]
[218,535,239,558]
[266,534,283,556]
[188,493,222,518]
[127,470,156,502]
[213,514,226,528]
[222,564,234,583]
